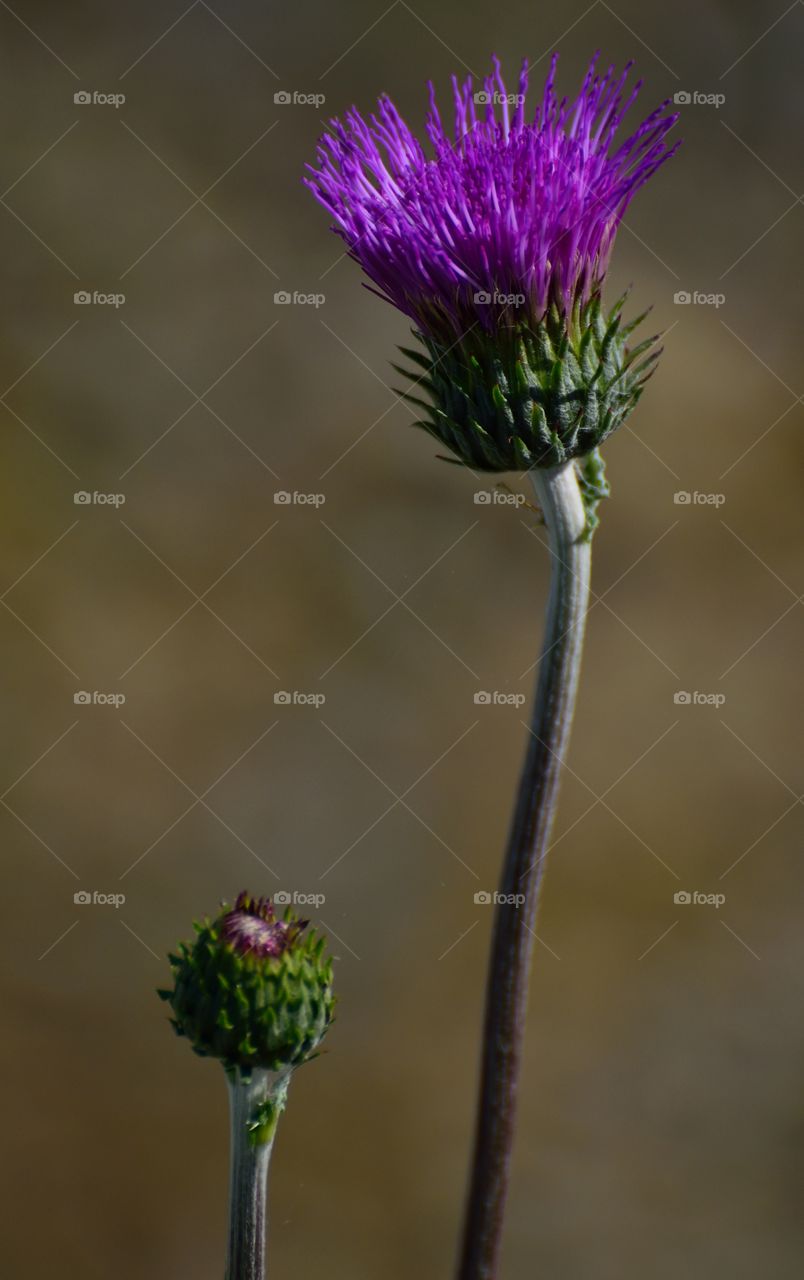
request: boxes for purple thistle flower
[221,891,307,958]
[305,53,679,340]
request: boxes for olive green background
[1,2,801,1277]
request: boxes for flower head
[306,53,678,340]
[306,54,679,488]
[159,891,335,1073]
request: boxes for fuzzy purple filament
[305,53,679,339]
[221,892,306,959]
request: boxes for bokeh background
[1,2,802,1277]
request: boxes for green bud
[159,892,335,1074]
[395,291,661,475]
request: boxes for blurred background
[1,1,802,1277]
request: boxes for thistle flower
[306,53,679,489]
[306,50,679,1280]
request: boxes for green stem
[457,461,591,1280]
[225,1068,290,1280]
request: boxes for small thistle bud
[159,891,335,1074]
[159,895,335,1279]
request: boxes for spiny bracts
[159,892,335,1073]
[395,291,661,474]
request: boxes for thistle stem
[457,461,591,1280]
[225,1068,289,1280]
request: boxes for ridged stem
[225,1068,290,1280]
[456,461,591,1280]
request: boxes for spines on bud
[159,892,335,1073]
[394,291,662,533]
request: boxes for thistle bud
[159,891,335,1075]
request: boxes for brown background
[1,2,802,1277]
